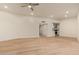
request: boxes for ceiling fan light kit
[20,3,39,11]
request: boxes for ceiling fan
[20,3,39,11]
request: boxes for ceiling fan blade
[29,3,39,6]
[20,5,26,7]
[20,3,39,7]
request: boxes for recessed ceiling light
[28,5,32,8]
[66,11,69,14]
[4,5,8,8]
[65,14,68,18]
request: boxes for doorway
[39,21,48,37]
[53,23,60,37]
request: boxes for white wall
[77,13,79,40]
[0,10,77,41]
[60,17,77,38]
[0,11,40,41]
[0,11,58,41]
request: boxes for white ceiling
[0,3,79,20]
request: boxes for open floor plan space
[0,3,79,55]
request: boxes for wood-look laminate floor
[0,37,79,55]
